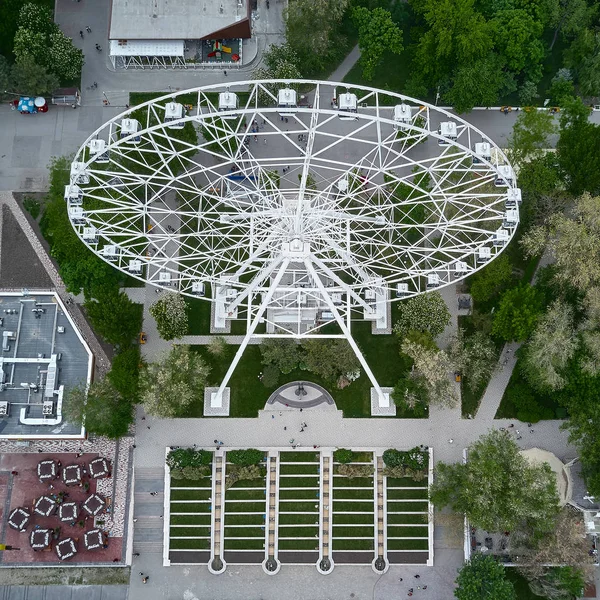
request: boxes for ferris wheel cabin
[473,142,491,164]
[338,93,358,120]
[438,121,457,145]
[64,184,83,207]
[164,102,185,129]
[70,162,89,185]
[218,92,238,119]
[120,119,141,143]
[278,88,297,116]
[494,165,515,187]
[393,104,412,129]
[88,138,109,163]
[506,188,522,208]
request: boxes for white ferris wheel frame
[68,80,519,407]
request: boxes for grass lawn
[225,489,266,501]
[170,502,211,513]
[387,478,427,488]
[332,526,374,538]
[387,513,428,525]
[495,356,563,420]
[224,527,265,537]
[279,501,320,513]
[169,538,211,550]
[278,526,320,538]
[387,501,429,512]
[279,539,319,551]
[170,489,212,501]
[332,538,374,551]
[224,538,265,550]
[279,489,320,500]
[333,477,374,488]
[387,525,428,538]
[225,514,265,526]
[386,538,428,551]
[171,478,212,488]
[170,526,211,537]
[278,513,320,525]
[333,488,375,500]
[279,476,320,488]
[279,464,320,475]
[170,514,212,526]
[387,488,428,500]
[280,452,319,462]
[186,320,408,419]
[224,501,266,513]
[333,513,375,525]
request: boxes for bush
[334,448,353,464]
[262,364,279,387]
[225,464,265,489]
[167,448,212,470]
[393,292,451,338]
[182,465,210,480]
[23,196,40,219]
[382,465,427,481]
[336,464,374,478]
[382,447,428,471]
[227,448,264,466]
[504,382,553,423]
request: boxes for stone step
[135,468,165,479]
[132,541,163,552]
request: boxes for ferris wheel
[68,80,519,409]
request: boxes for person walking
[86,26,92,32]
[223,70,227,76]
[79,31,84,38]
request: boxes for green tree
[140,345,211,418]
[149,292,188,341]
[0,55,10,100]
[18,3,56,35]
[227,448,264,465]
[526,566,585,600]
[565,28,600,97]
[259,338,300,374]
[60,253,121,299]
[550,0,596,49]
[444,55,513,113]
[492,284,543,342]
[391,374,429,417]
[393,291,451,338]
[413,0,493,86]
[253,43,303,105]
[548,70,576,106]
[521,193,600,291]
[430,430,560,533]
[302,339,361,383]
[13,26,47,64]
[401,339,457,407]
[449,330,498,393]
[48,30,84,81]
[64,379,133,439]
[84,292,142,347]
[455,554,516,600]
[490,9,544,78]
[557,98,600,195]
[10,55,59,95]
[333,448,353,464]
[469,253,513,303]
[285,0,349,64]
[508,108,557,167]
[108,346,142,403]
[352,7,403,81]
[520,300,577,392]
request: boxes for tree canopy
[393,291,451,338]
[149,292,189,341]
[455,554,516,600]
[140,345,211,418]
[430,430,560,534]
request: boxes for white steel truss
[69,80,519,406]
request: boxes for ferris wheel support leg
[304,260,389,408]
[212,258,290,407]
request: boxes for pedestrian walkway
[132,468,166,556]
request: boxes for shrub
[23,196,40,219]
[336,464,374,478]
[505,382,553,423]
[226,464,265,489]
[469,254,513,304]
[382,465,427,481]
[382,447,428,471]
[262,364,279,387]
[182,465,210,480]
[167,448,212,470]
[227,448,264,466]
[334,448,353,464]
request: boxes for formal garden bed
[277,452,321,553]
[383,448,430,554]
[222,449,268,553]
[167,449,213,553]
[331,450,375,553]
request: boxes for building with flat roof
[0,292,93,439]
[108,0,251,69]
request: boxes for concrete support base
[370,387,395,416]
[204,387,230,416]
